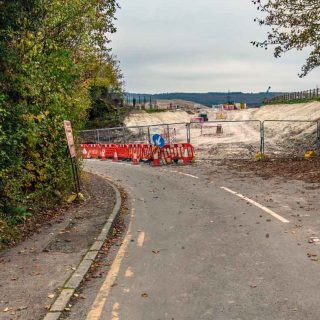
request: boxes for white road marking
[221,187,290,223]
[170,170,199,179]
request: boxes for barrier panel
[262,120,319,157]
[189,120,262,160]
[80,143,195,165]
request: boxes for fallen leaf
[152,250,160,254]
[17,306,28,311]
[141,293,149,298]
[307,253,317,257]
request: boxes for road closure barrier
[80,143,195,166]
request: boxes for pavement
[0,174,116,320]
[63,160,320,320]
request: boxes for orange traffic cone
[113,150,119,162]
[132,151,139,165]
[182,148,190,165]
[152,149,160,167]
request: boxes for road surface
[65,160,320,320]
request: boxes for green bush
[0,1,122,228]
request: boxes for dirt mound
[253,101,320,121]
[124,110,192,127]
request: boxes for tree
[252,0,320,77]
[0,0,122,218]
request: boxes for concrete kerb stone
[84,250,99,261]
[50,289,75,312]
[43,175,122,319]
[89,240,104,252]
[65,259,92,289]
[43,312,61,320]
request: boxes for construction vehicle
[199,113,209,122]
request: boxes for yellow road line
[111,302,120,320]
[125,267,134,278]
[86,209,133,320]
[137,231,145,247]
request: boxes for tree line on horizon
[127,92,280,107]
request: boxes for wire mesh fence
[80,119,320,159]
[189,120,262,159]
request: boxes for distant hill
[127,92,281,107]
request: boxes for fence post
[147,126,151,144]
[96,130,100,144]
[122,127,126,144]
[186,123,191,143]
[260,121,265,154]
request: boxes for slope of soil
[124,110,193,127]
[253,101,320,121]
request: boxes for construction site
[81,100,320,159]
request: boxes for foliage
[252,0,320,77]
[265,97,320,105]
[254,152,269,162]
[304,150,318,159]
[86,56,125,128]
[0,0,122,232]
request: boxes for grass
[265,98,320,105]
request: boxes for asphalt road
[66,160,320,320]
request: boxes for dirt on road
[223,158,320,185]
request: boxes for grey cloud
[112,0,320,93]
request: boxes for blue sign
[152,134,165,147]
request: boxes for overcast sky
[110,0,320,93]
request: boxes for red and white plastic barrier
[79,143,195,165]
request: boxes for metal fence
[80,120,320,159]
[268,88,320,103]
[189,120,262,159]
[80,123,190,145]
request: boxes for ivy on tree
[252,0,320,77]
